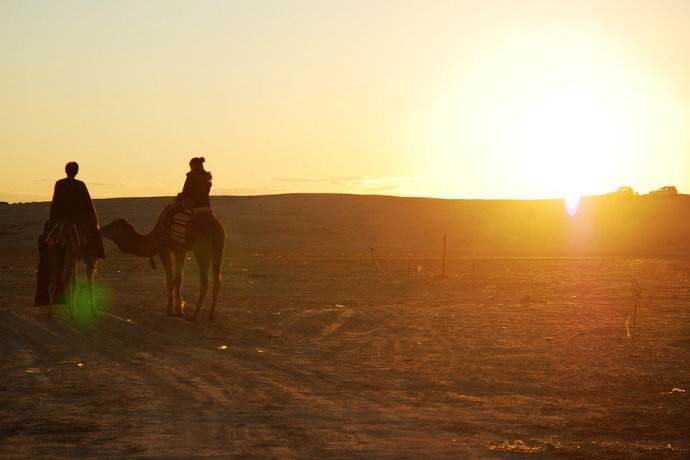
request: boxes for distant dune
[2,193,690,258]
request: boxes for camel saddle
[34,219,83,306]
[170,206,212,244]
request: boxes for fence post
[441,234,447,278]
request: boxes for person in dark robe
[48,162,106,259]
[177,156,212,209]
[35,162,105,305]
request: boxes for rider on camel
[35,162,105,305]
[161,157,212,244]
[177,157,212,210]
[48,161,105,260]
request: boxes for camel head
[101,218,134,242]
[100,218,141,254]
[100,218,161,257]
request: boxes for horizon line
[3,190,688,205]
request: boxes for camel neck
[120,227,160,258]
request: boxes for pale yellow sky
[1,0,689,202]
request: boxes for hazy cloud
[275,176,360,185]
[272,176,420,196]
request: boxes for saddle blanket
[45,220,82,250]
[35,219,80,306]
[170,207,211,243]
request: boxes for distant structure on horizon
[649,185,679,197]
[607,186,636,198]
[607,185,680,198]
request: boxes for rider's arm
[48,181,59,221]
[81,182,100,228]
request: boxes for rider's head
[65,162,79,178]
[189,157,205,171]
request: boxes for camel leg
[63,268,72,319]
[68,277,75,319]
[47,281,55,318]
[67,257,78,319]
[173,251,186,317]
[208,252,222,321]
[160,252,174,316]
[188,252,209,322]
[47,254,57,318]
[208,282,220,321]
[85,259,96,317]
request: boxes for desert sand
[1,194,690,458]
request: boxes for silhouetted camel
[101,211,225,321]
[45,220,96,318]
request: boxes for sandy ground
[1,197,690,458]
[2,255,690,458]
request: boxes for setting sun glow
[423,26,688,201]
[1,2,689,202]
[515,87,622,200]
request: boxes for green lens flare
[58,281,112,325]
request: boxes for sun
[419,29,664,201]
[514,86,624,204]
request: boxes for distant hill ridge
[2,193,690,257]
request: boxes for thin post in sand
[441,234,447,278]
[369,247,379,271]
[631,279,641,340]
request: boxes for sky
[1,0,689,202]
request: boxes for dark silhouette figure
[159,156,213,245]
[34,162,103,311]
[49,162,105,260]
[178,156,212,209]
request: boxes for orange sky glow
[1,0,689,202]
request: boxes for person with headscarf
[177,156,212,209]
